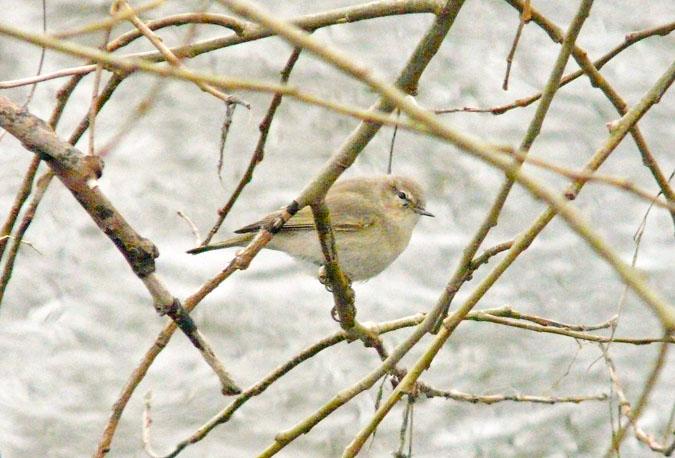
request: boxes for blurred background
[0,1,674,456]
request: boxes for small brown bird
[188,175,433,281]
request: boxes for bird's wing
[323,190,380,232]
[234,191,378,234]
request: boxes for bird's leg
[318,265,332,292]
[318,266,342,320]
[318,265,355,322]
[331,305,341,322]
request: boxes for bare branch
[0,96,241,396]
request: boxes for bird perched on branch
[188,175,433,281]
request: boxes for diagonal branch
[113,0,248,107]
[202,46,303,245]
[340,0,659,453]
[504,0,675,232]
[0,96,241,396]
[0,0,440,88]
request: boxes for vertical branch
[310,200,383,345]
[387,109,400,174]
[503,0,532,90]
[310,201,356,327]
[87,27,113,156]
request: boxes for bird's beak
[413,205,434,217]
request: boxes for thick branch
[0,97,157,276]
[0,96,241,396]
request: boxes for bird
[187,175,433,281]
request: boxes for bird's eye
[397,191,408,201]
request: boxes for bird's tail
[186,234,253,254]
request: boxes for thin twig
[0,156,40,260]
[0,1,437,88]
[217,101,238,184]
[202,46,303,245]
[420,385,607,405]
[113,0,249,107]
[502,0,675,229]
[87,26,112,156]
[503,0,532,90]
[473,305,617,331]
[466,311,674,345]
[54,0,164,38]
[435,20,675,115]
[177,210,201,245]
[601,340,671,455]
[499,149,675,214]
[0,169,51,306]
[468,240,513,271]
[142,391,163,458]
[387,109,400,174]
